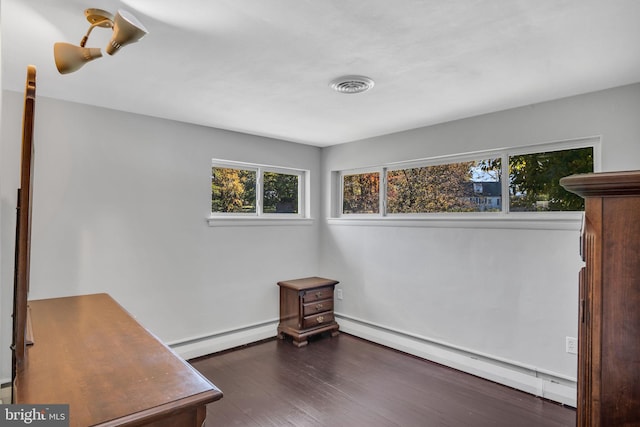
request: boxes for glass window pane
[387,159,502,213]
[211,167,256,213]
[343,172,380,214]
[263,172,299,213]
[509,147,593,211]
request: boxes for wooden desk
[14,293,222,426]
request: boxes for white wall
[0,94,321,382]
[320,83,640,404]
[2,82,639,403]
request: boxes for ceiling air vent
[330,75,375,94]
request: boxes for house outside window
[337,137,597,217]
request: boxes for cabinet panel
[600,197,640,425]
[561,171,640,427]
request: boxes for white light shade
[53,43,103,74]
[106,10,148,55]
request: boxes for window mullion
[381,167,388,216]
[256,167,263,216]
[502,153,509,214]
[338,172,344,217]
[298,174,303,217]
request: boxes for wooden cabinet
[277,277,340,347]
[560,171,640,427]
[15,293,223,426]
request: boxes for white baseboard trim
[165,315,576,407]
[168,319,279,361]
[336,314,577,407]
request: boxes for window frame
[208,159,311,226]
[504,139,598,214]
[210,163,259,216]
[338,167,384,217]
[332,136,600,228]
[384,153,504,216]
[260,166,305,217]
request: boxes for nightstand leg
[293,339,308,347]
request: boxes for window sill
[207,217,315,227]
[326,212,583,230]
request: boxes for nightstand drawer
[303,300,334,316]
[302,312,334,329]
[302,288,333,302]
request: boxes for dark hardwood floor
[191,333,575,427]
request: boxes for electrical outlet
[566,336,578,354]
[336,288,343,300]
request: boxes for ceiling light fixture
[330,75,375,94]
[53,8,148,74]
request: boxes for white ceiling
[2,1,640,147]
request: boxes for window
[387,158,502,213]
[337,138,597,218]
[508,147,593,212]
[263,171,299,213]
[342,171,380,214]
[211,166,257,213]
[211,160,306,218]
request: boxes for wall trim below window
[327,212,583,230]
[207,217,314,227]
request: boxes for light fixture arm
[79,20,114,48]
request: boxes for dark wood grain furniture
[12,65,36,389]
[277,277,339,347]
[560,171,640,427]
[14,293,223,427]
[9,67,222,425]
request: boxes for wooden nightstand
[277,277,340,347]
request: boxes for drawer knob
[317,316,324,324]
[316,303,324,310]
[315,292,323,298]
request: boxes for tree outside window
[211,167,256,213]
[211,163,304,216]
[508,147,593,211]
[343,172,380,214]
[340,142,594,216]
[263,172,299,213]
[387,160,501,213]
